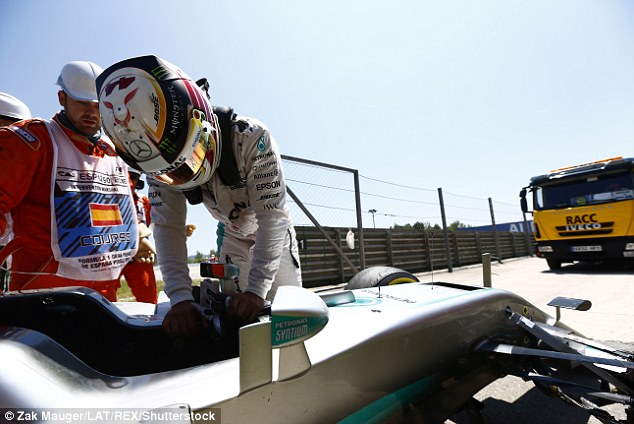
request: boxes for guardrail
[295,226,533,288]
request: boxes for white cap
[0,93,32,120]
[56,61,103,102]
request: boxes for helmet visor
[152,113,217,187]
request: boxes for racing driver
[96,55,302,337]
[0,61,143,301]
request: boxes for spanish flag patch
[90,203,123,227]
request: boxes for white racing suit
[148,115,302,307]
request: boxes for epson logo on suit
[256,181,281,191]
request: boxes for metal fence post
[438,188,453,272]
[488,198,501,261]
[482,253,492,287]
[352,170,366,270]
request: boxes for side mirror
[238,286,330,392]
[271,286,329,348]
[519,188,528,213]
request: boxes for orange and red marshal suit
[0,114,137,301]
[120,174,158,304]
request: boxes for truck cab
[520,157,634,269]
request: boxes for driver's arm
[148,180,200,337]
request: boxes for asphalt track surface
[424,257,634,424]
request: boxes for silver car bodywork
[0,275,631,423]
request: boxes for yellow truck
[520,156,634,269]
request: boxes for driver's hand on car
[228,291,264,324]
[163,301,206,338]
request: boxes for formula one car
[0,265,632,423]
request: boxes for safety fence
[281,155,533,286]
[295,226,533,288]
[281,155,528,239]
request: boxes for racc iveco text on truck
[520,156,634,270]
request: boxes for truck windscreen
[535,171,634,210]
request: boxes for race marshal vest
[46,120,137,280]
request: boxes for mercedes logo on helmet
[129,140,153,159]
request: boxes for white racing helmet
[0,93,32,120]
[96,55,221,190]
[56,61,103,102]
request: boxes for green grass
[117,279,165,301]
[117,279,201,301]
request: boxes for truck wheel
[345,266,419,290]
[547,259,562,270]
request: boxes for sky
[3,0,634,255]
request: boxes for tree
[391,221,441,231]
[391,221,467,231]
[412,222,427,231]
[448,221,471,231]
[186,250,219,264]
